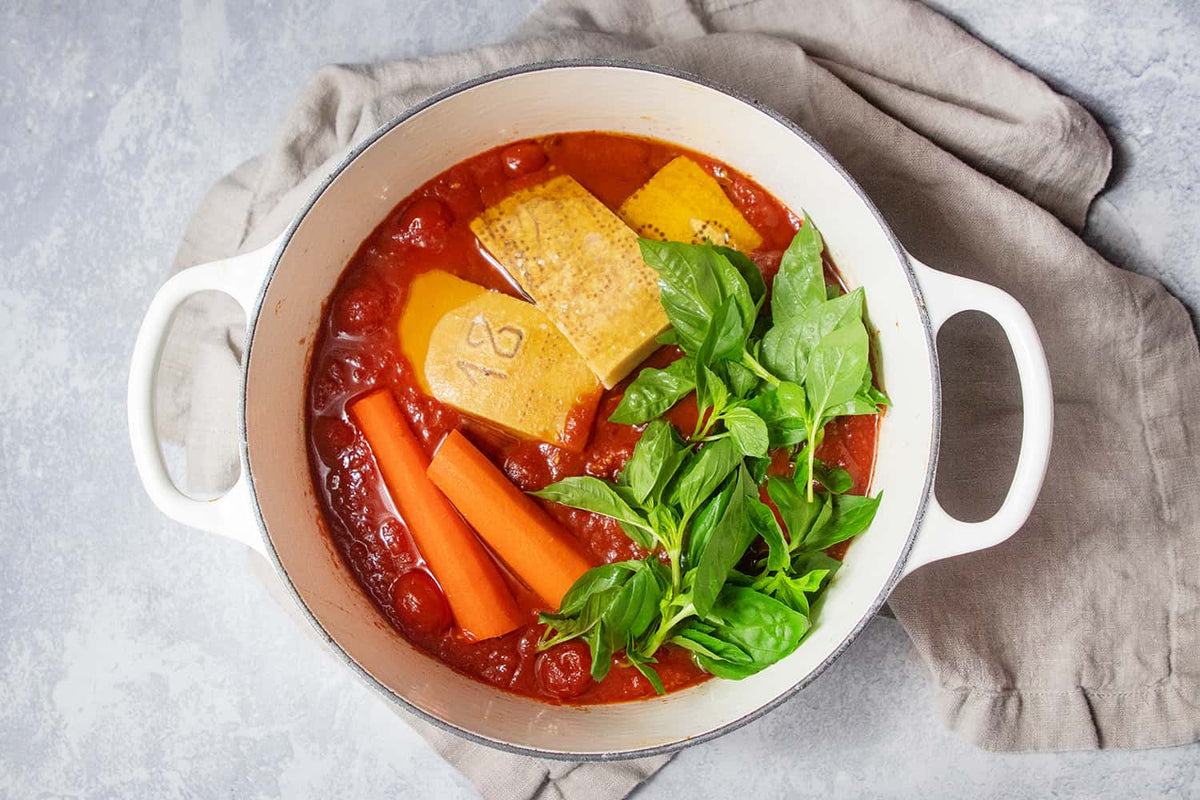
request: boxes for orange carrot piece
[428,430,594,609]
[349,390,522,641]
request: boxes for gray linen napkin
[157,0,1200,795]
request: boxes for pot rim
[238,58,941,761]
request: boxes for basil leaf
[639,238,758,358]
[532,476,656,549]
[723,406,769,458]
[786,552,841,614]
[712,245,767,309]
[804,496,834,550]
[767,476,825,549]
[601,560,666,641]
[656,329,680,346]
[639,239,726,353]
[790,550,842,577]
[802,287,864,351]
[746,455,771,484]
[554,561,637,616]
[704,295,746,364]
[753,564,831,616]
[748,497,790,572]
[802,492,882,551]
[825,394,884,418]
[671,628,753,665]
[671,437,742,516]
[752,570,815,616]
[690,466,758,619]
[619,421,687,505]
[549,562,665,682]
[626,651,666,694]
[789,568,831,593]
[609,358,695,425]
[761,288,864,384]
[540,569,634,650]
[690,586,808,680]
[812,460,854,494]
[696,364,729,422]
[806,321,869,421]
[710,248,758,333]
[685,474,736,571]
[747,381,809,447]
[588,623,615,681]
[770,219,826,326]
[760,324,805,384]
[724,360,760,398]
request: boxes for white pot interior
[243,65,937,756]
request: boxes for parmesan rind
[470,175,669,388]
[618,156,763,252]
[407,276,600,445]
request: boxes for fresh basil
[723,406,769,458]
[639,239,727,354]
[532,477,657,550]
[761,287,865,383]
[530,224,886,692]
[601,560,667,642]
[712,245,767,308]
[609,358,695,424]
[690,466,758,619]
[767,476,824,550]
[671,624,752,665]
[770,220,826,326]
[670,436,741,516]
[805,322,870,419]
[753,567,829,616]
[626,650,667,694]
[554,561,638,617]
[748,497,790,572]
[812,460,854,494]
[747,382,809,447]
[685,474,736,571]
[725,360,760,397]
[801,492,882,552]
[684,586,807,679]
[619,421,688,506]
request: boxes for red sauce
[305,132,879,704]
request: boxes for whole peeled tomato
[500,141,548,177]
[333,284,386,336]
[535,641,593,700]
[392,570,452,637]
[312,415,357,466]
[397,196,453,249]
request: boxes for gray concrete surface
[1,1,1197,798]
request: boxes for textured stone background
[1,1,1197,798]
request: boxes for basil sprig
[530,221,888,690]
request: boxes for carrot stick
[428,430,594,609]
[349,390,522,641]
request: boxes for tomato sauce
[305,132,879,704]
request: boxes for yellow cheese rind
[618,156,763,252]
[423,290,600,445]
[399,270,489,393]
[470,175,669,388]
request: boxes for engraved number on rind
[466,315,524,359]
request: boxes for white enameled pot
[128,62,1053,759]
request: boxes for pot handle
[901,255,1053,577]
[127,237,280,556]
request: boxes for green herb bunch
[530,221,888,691]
